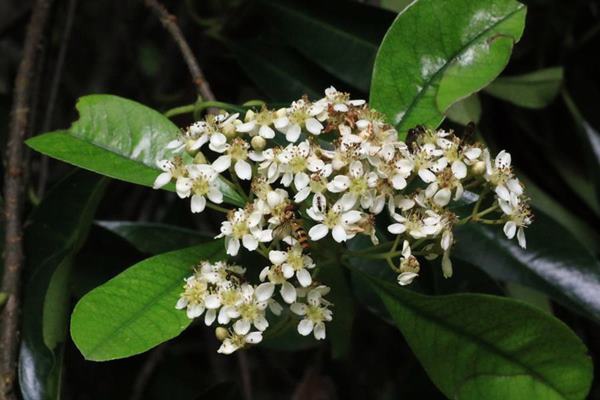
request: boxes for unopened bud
[215,327,228,341]
[251,135,266,151]
[442,251,453,278]
[244,109,255,122]
[471,160,486,176]
[194,152,207,164]
[223,123,237,139]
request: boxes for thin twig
[37,0,78,198]
[129,344,168,400]
[237,351,253,400]
[0,1,55,399]
[142,0,215,101]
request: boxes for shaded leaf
[26,95,245,207]
[229,38,326,101]
[261,0,394,92]
[371,0,526,136]
[70,241,225,361]
[19,170,108,400]
[96,220,211,255]
[360,272,593,400]
[0,292,6,309]
[445,94,482,125]
[453,209,600,323]
[485,67,563,108]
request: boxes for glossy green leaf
[445,94,482,125]
[70,240,225,361]
[360,272,593,400]
[96,220,211,255]
[26,95,245,207]
[20,170,108,400]
[260,0,394,92]
[485,67,564,108]
[453,209,600,323]
[371,0,526,136]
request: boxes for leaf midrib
[84,245,222,359]
[395,4,525,132]
[375,283,570,400]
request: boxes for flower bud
[222,123,237,139]
[215,327,228,342]
[442,251,453,278]
[471,160,486,176]
[251,135,266,151]
[244,109,255,122]
[193,151,207,164]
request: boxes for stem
[164,101,246,118]
[143,0,215,101]
[1,1,54,398]
[206,203,231,213]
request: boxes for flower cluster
[158,87,532,353]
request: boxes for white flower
[307,195,362,243]
[276,99,324,142]
[327,160,378,209]
[231,284,270,334]
[397,241,420,286]
[182,164,223,213]
[259,263,298,304]
[217,330,263,354]
[153,159,186,190]
[290,285,333,340]
[278,141,325,190]
[212,137,253,180]
[236,109,276,139]
[268,246,315,287]
[216,208,272,255]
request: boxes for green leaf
[453,209,600,323]
[26,95,245,207]
[485,67,564,108]
[370,0,526,136]
[260,0,394,92]
[19,170,108,400]
[70,240,225,361]
[0,292,6,309]
[361,272,593,400]
[96,220,211,255]
[445,94,482,125]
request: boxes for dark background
[1,0,599,398]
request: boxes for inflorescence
[154,87,532,354]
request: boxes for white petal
[305,118,323,135]
[236,121,256,133]
[269,251,287,265]
[245,332,263,344]
[294,172,310,190]
[259,124,275,139]
[343,210,362,224]
[388,223,406,235]
[285,124,301,142]
[255,282,275,302]
[495,185,511,202]
[433,188,452,207]
[309,224,329,241]
[290,302,307,315]
[153,172,172,189]
[332,225,347,242]
[397,272,418,286]
[207,187,223,204]
[451,160,467,179]
[204,309,216,326]
[313,323,326,340]
[418,168,436,183]
[242,234,258,251]
[253,316,269,331]
[296,269,312,287]
[391,174,407,190]
[503,221,517,239]
[190,195,206,213]
[297,319,314,336]
[235,159,252,180]
[187,304,205,319]
[212,155,231,172]
[234,319,251,335]
[517,227,527,249]
[226,238,240,256]
[204,294,221,309]
[281,282,297,304]
[274,116,289,130]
